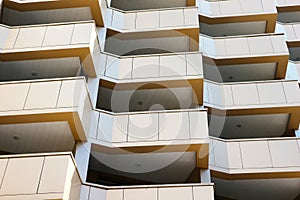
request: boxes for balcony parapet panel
[0,77,92,142]
[0,21,100,77]
[0,152,81,200]
[2,0,103,26]
[198,0,277,36]
[210,136,300,179]
[89,108,209,168]
[80,183,214,200]
[200,34,289,79]
[204,80,300,110]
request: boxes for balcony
[198,0,277,36]
[104,28,198,56]
[99,0,198,32]
[0,21,100,77]
[97,52,203,111]
[0,77,92,154]
[210,136,300,200]
[1,0,103,26]
[276,0,300,23]
[89,108,209,168]
[276,22,300,61]
[204,80,300,138]
[80,183,214,200]
[200,34,289,82]
[210,136,300,177]
[0,152,81,200]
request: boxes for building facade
[0,0,299,199]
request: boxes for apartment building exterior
[0,0,299,199]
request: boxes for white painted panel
[186,53,203,75]
[160,9,184,27]
[112,11,136,30]
[248,36,273,54]
[262,0,276,12]
[71,23,94,44]
[193,186,214,200]
[209,139,216,166]
[89,187,106,200]
[226,142,243,169]
[0,157,44,195]
[24,81,61,109]
[105,57,132,79]
[98,113,128,142]
[3,29,19,49]
[282,81,300,103]
[159,112,189,140]
[0,159,8,188]
[128,113,159,141]
[160,55,186,76]
[159,187,193,200]
[132,57,159,78]
[240,0,263,13]
[57,79,85,107]
[38,155,70,193]
[14,26,46,48]
[189,111,208,139]
[43,25,73,46]
[240,141,272,168]
[257,82,286,104]
[0,26,10,50]
[206,82,233,106]
[219,0,242,15]
[136,12,159,29]
[268,140,300,167]
[106,190,123,200]
[79,185,90,200]
[124,188,157,200]
[270,35,289,54]
[0,83,30,111]
[213,140,229,168]
[225,38,250,56]
[231,84,259,105]
[184,9,198,26]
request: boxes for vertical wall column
[75,142,91,182]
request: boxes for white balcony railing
[0,21,100,77]
[0,77,92,141]
[200,33,289,59]
[204,79,300,110]
[210,136,300,174]
[100,52,203,82]
[0,152,81,200]
[90,108,209,146]
[81,183,214,200]
[275,0,300,8]
[198,0,276,18]
[276,22,300,42]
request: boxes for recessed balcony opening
[203,62,277,82]
[208,113,291,139]
[104,30,198,56]
[87,151,199,186]
[200,21,267,37]
[96,82,195,112]
[110,0,194,11]
[0,122,75,155]
[1,7,93,26]
[278,11,300,23]
[0,57,84,82]
[289,47,300,62]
